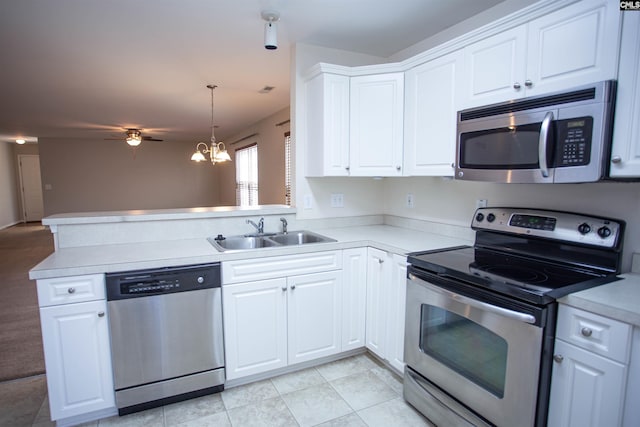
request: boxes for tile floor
[0,353,433,427]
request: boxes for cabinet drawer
[222,251,342,284]
[37,274,105,307]
[556,305,632,364]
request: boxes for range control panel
[471,207,623,248]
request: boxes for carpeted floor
[0,223,54,382]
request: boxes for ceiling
[0,0,506,145]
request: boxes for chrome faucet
[246,217,264,234]
[280,217,288,234]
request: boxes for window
[236,144,258,206]
[284,132,292,206]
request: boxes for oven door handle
[409,273,537,324]
[538,111,553,178]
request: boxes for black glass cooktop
[408,246,617,305]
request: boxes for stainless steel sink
[207,235,279,251]
[208,230,336,252]
[267,231,333,245]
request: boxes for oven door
[405,271,544,427]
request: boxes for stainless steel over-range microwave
[455,80,616,183]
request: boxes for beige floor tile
[271,367,326,395]
[314,412,367,426]
[330,370,398,411]
[172,410,231,427]
[0,375,47,427]
[369,366,404,395]
[316,354,378,382]
[227,396,298,427]
[281,383,352,426]
[221,379,279,410]
[356,397,433,427]
[97,407,164,427]
[163,393,226,425]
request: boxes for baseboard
[0,220,22,231]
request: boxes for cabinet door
[386,255,408,373]
[222,278,288,380]
[349,73,404,176]
[526,0,620,97]
[610,11,640,178]
[404,51,462,176]
[461,26,527,108]
[287,271,342,365]
[40,300,114,420]
[366,248,389,358]
[342,248,367,351]
[305,73,350,177]
[548,339,627,427]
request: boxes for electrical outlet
[476,199,488,209]
[330,193,344,208]
[303,195,313,210]
[406,193,414,208]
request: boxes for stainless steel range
[404,207,624,427]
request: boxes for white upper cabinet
[461,0,621,108]
[462,26,527,108]
[404,50,463,176]
[349,73,405,176]
[526,0,621,96]
[610,11,640,178]
[305,73,350,177]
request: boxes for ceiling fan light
[126,136,142,147]
[15,139,26,144]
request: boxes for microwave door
[456,110,556,183]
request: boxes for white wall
[218,107,291,206]
[382,177,640,272]
[292,43,388,219]
[39,138,221,215]
[0,142,20,228]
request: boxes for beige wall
[39,138,221,215]
[0,142,20,228]
[218,107,291,206]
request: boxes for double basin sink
[208,230,336,252]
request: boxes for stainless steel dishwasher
[106,263,224,415]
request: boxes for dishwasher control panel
[106,263,221,300]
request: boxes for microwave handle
[538,111,553,178]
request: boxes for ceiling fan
[104,128,163,146]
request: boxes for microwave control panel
[554,117,593,167]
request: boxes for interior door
[18,155,44,222]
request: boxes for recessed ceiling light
[15,139,26,144]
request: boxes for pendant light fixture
[191,84,231,164]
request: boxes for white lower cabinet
[548,305,632,427]
[341,248,367,351]
[365,248,408,372]
[222,251,357,381]
[37,276,115,421]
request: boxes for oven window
[459,123,542,169]
[419,305,507,398]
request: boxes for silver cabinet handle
[98,311,105,317]
[611,156,622,164]
[290,285,296,290]
[553,354,564,363]
[67,287,76,294]
[396,165,401,171]
[378,258,384,264]
[513,82,521,90]
[581,327,593,337]
[525,79,533,87]
[539,111,553,178]
[345,166,350,170]
[281,286,287,292]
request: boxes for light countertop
[558,273,640,327]
[29,225,471,280]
